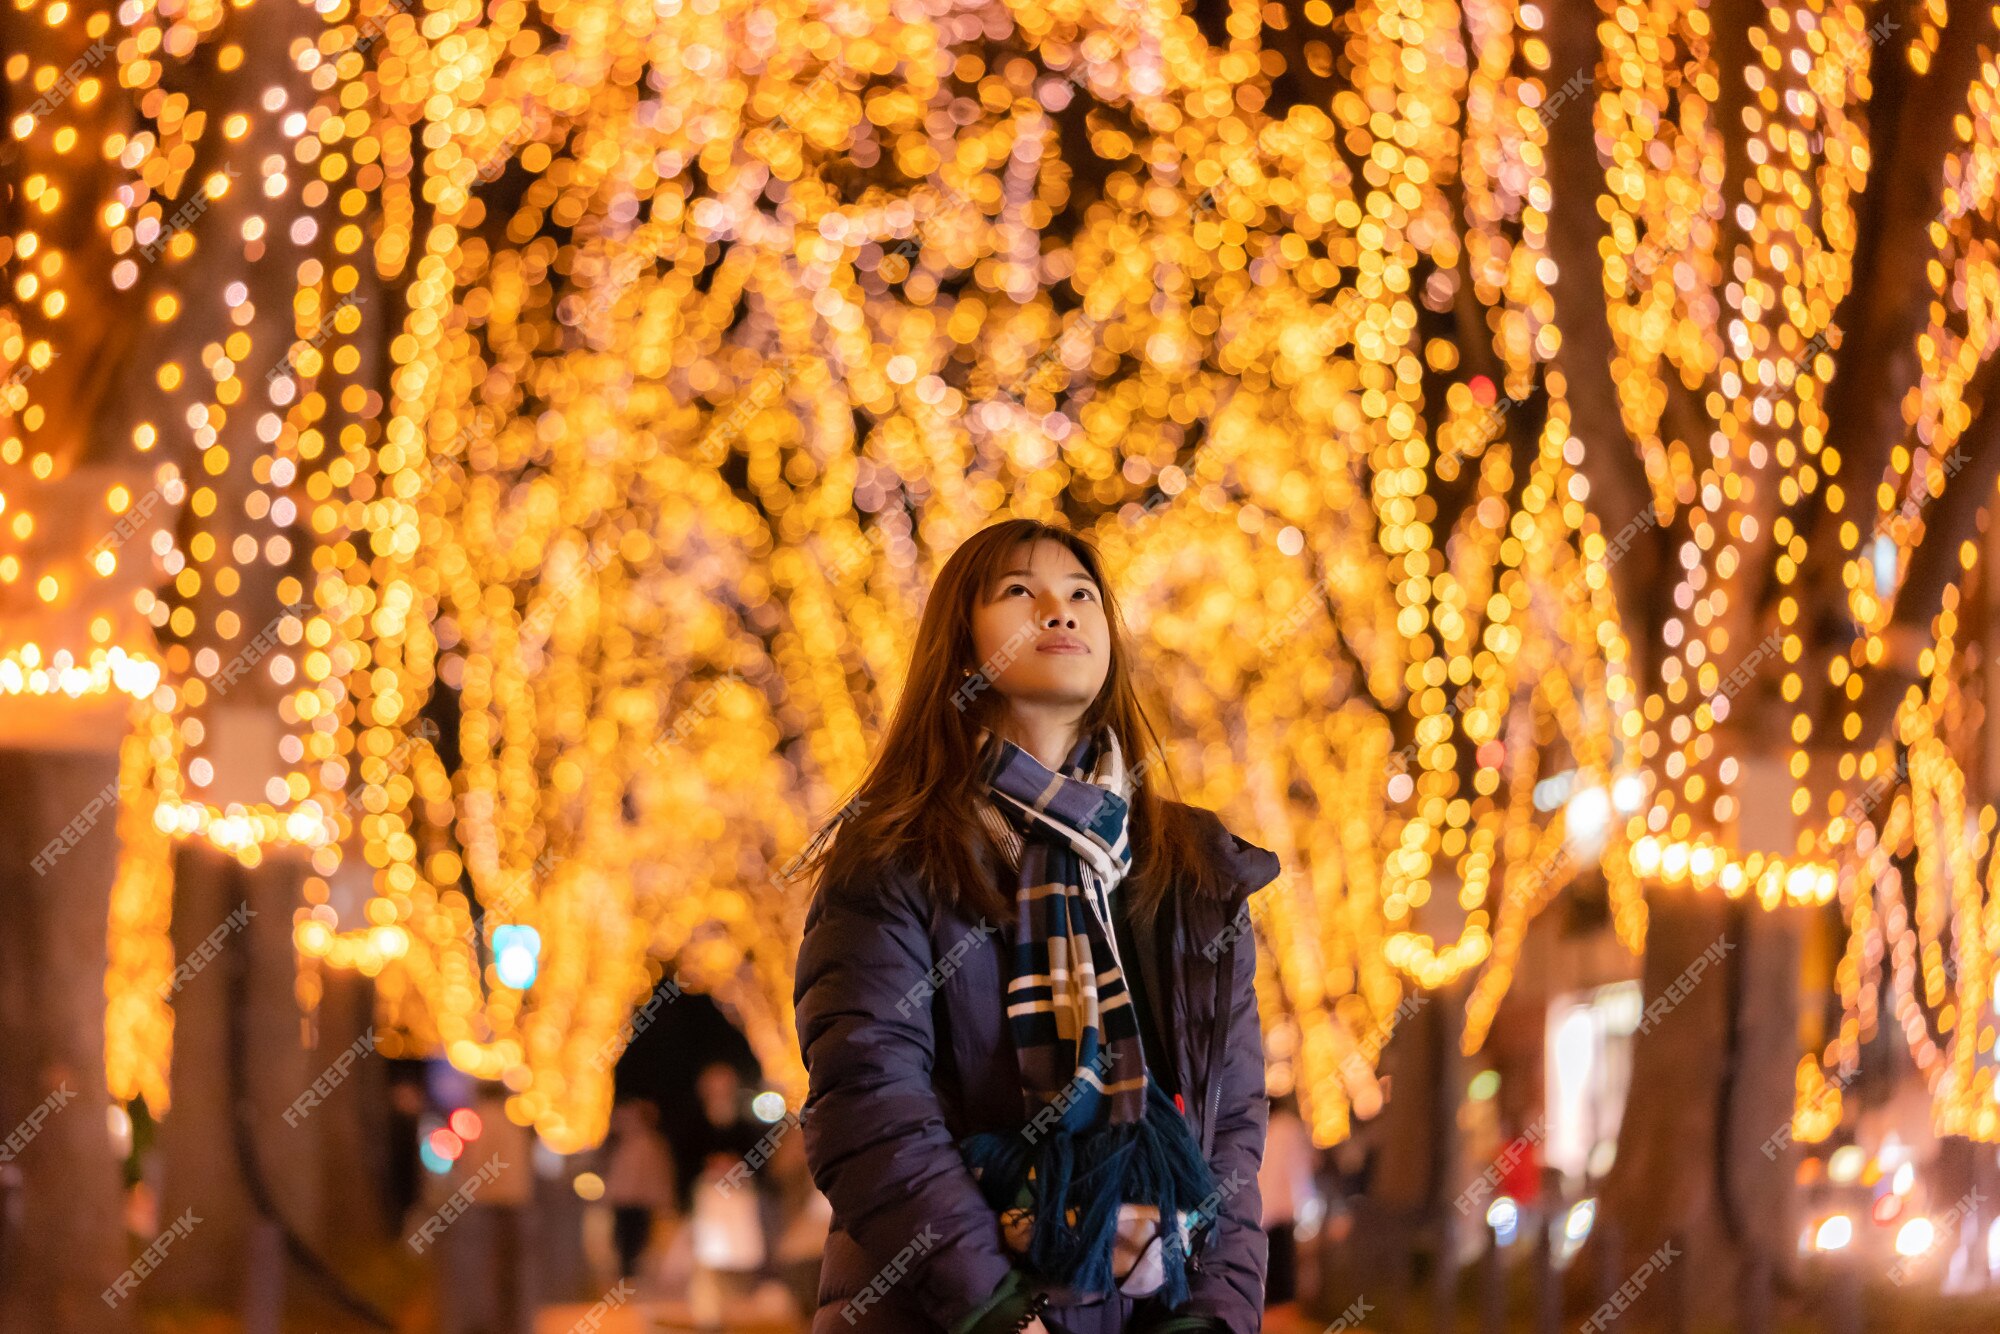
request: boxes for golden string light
[0,0,1992,1155]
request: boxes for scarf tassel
[960,1078,1216,1310]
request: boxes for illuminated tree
[7,6,2000,1329]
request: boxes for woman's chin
[993,671,1108,705]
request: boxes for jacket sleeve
[1179,894,1269,1333]
[793,863,1020,1329]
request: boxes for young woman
[792,518,1280,1334]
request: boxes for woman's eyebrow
[993,569,1094,581]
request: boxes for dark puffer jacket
[793,803,1281,1334]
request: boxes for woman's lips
[1036,642,1088,653]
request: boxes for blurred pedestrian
[692,1062,764,1176]
[768,1126,832,1320]
[687,1063,770,1326]
[1259,1093,1316,1316]
[605,1098,678,1282]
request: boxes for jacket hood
[1176,803,1281,901]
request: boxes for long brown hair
[793,517,1224,929]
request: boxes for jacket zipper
[1189,933,1234,1275]
[1204,1047,1223,1153]
[1199,936,1231,1160]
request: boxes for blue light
[1872,534,1897,598]
[1486,1196,1519,1246]
[419,1137,455,1174]
[493,925,541,989]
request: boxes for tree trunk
[150,844,319,1312]
[0,749,137,1333]
[313,967,396,1256]
[1581,896,1800,1330]
[1360,978,1464,1327]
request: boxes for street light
[1814,1215,1853,1253]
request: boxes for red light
[1872,1193,1902,1225]
[449,1108,483,1142]
[428,1128,465,1161]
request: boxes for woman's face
[968,539,1111,716]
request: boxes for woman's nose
[1040,601,1076,628]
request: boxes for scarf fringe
[959,1078,1216,1309]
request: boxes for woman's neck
[991,708,1084,773]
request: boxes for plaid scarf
[957,727,1215,1308]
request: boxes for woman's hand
[1019,1317,1051,1334]
[1109,1205,1162,1279]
